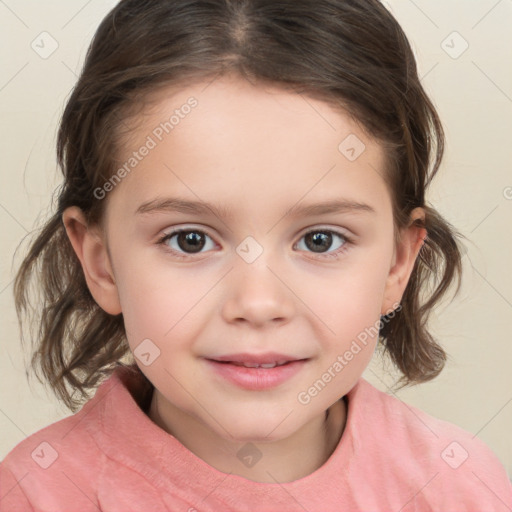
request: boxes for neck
[148,392,347,483]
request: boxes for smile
[205,359,309,390]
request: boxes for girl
[1,0,511,510]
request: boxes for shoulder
[349,379,512,509]
[0,386,107,510]
[355,378,501,461]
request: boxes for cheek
[294,251,392,380]
[115,260,211,354]
[302,256,390,333]
[113,226,393,359]
[121,286,183,341]
[112,257,175,338]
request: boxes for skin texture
[63,75,426,483]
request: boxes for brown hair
[14,0,464,412]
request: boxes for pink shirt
[1,365,511,511]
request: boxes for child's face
[73,75,424,442]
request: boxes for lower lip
[205,359,308,390]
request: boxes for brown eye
[295,228,352,259]
[304,231,333,253]
[175,231,206,253]
[158,229,215,257]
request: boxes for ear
[381,207,427,315]
[62,206,122,315]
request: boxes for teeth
[230,361,288,368]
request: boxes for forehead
[107,75,390,221]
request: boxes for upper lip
[206,352,308,364]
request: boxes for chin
[228,431,285,444]
[218,420,296,444]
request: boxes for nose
[221,254,295,328]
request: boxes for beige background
[1,0,511,481]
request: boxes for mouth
[208,360,299,369]
[204,357,310,390]
[206,352,309,367]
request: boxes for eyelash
[156,227,354,261]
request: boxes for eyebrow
[135,197,376,219]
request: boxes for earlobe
[62,206,122,315]
[381,207,427,315]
